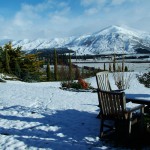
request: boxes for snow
[0,72,149,149]
[1,25,150,55]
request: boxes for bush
[137,72,150,88]
[61,78,90,89]
[124,66,128,72]
[113,72,133,90]
[78,78,89,89]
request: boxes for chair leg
[128,112,132,134]
[129,120,132,134]
[140,109,144,134]
[100,119,104,138]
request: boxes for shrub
[70,82,82,89]
[137,72,150,88]
[78,78,89,89]
[61,78,90,89]
[124,66,128,72]
[112,53,132,90]
[113,72,133,90]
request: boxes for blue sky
[0,0,150,40]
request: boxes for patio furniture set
[96,71,149,138]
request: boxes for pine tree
[46,61,51,81]
[15,60,21,77]
[68,53,72,80]
[75,67,80,80]
[125,66,128,72]
[0,61,2,73]
[54,49,58,81]
[59,64,66,81]
[0,46,3,73]
[109,63,111,72]
[81,67,85,78]
[4,49,11,73]
[104,63,106,71]
[20,54,43,82]
[2,42,22,75]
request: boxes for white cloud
[84,8,99,15]
[81,0,106,7]
[0,0,150,40]
[111,0,126,5]
[0,0,72,39]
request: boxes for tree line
[0,42,96,82]
[0,42,112,82]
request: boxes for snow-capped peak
[0,25,150,55]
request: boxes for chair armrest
[126,103,144,112]
[129,105,144,112]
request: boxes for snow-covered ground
[0,73,149,149]
[74,62,150,72]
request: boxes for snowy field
[0,73,149,149]
[74,62,150,72]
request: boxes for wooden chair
[96,71,128,117]
[96,71,111,91]
[97,90,144,138]
[96,71,116,118]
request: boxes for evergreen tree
[75,67,80,80]
[9,46,22,73]
[0,46,3,72]
[20,54,43,82]
[109,63,111,72]
[125,66,128,72]
[15,60,21,77]
[68,53,72,80]
[0,42,45,82]
[54,49,58,81]
[122,57,125,72]
[0,61,2,73]
[59,64,66,81]
[2,42,22,75]
[46,61,51,81]
[104,63,106,71]
[3,42,12,74]
[4,49,11,73]
[81,67,85,78]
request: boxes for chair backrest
[97,90,126,119]
[96,71,111,91]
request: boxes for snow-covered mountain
[1,25,150,55]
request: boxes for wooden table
[126,93,150,106]
[126,93,150,117]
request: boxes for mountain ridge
[0,25,150,55]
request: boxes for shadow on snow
[0,105,149,149]
[0,105,101,149]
